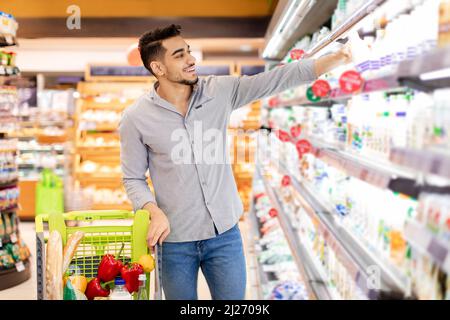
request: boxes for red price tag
[268,97,279,108]
[290,125,302,138]
[296,139,312,157]
[254,193,265,200]
[290,49,305,61]
[339,70,364,93]
[269,208,278,218]
[312,79,331,97]
[275,130,292,143]
[281,175,291,187]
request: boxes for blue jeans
[157,224,246,300]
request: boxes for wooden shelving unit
[74,78,154,211]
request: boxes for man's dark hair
[138,24,182,77]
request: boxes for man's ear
[150,61,165,77]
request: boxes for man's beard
[177,77,199,86]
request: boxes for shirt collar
[150,79,213,111]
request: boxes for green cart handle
[35,210,146,233]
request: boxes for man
[119,24,351,300]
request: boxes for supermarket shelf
[0,65,20,76]
[79,123,119,132]
[274,46,450,109]
[0,205,19,215]
[305,0,387,58]
[256,166,333,300]
[272,74,400,108]
[276,160,411,299]
[92,203,132,211]
[404,220,450,274]
[301,135,450,198]
[0,179,18,190]
[247,195,269,300]
[19,148,65,153]
[391,147,450,181]
[75,173,122,182]
[0,259,31,291]
[76,145,120,154]
[80,100,132,111]
[0,34,17,47]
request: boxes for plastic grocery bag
[35,169,64,216]
[63,279,77,300]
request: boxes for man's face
[159,36,198,85]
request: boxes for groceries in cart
[45,229,156,300]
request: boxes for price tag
[312,79,331,97]
[290,125,302,138]
[281,175,291,187]
[269,208,278,218]
[268,97,280,108]
[290,49,305,61]
[10,233,18,244]
[306,87,321,102]
[296,140,312,158]
[275,130,292,143]
[15,261,25,272]
[339,70,364,93]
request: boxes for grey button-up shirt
[119,59,317,242]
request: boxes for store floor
[0,221,253,300]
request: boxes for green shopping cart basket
[35,210,162,300]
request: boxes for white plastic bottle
[109,277,133,300]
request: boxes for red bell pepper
[120,263,144,293]
[97,254,122,282]
[85,278,110,300]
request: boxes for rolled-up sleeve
[224,59,317,110]
[119,112,155,211]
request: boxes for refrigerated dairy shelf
[305,0,387,58]
[390,147,450,181]
[404,220,450,274]
[256,166,336,301]
[273,160,411,299]
[288,135,450,198]
[273,46,450,109]
[247,196,270,300]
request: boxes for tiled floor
[0,221,255,300]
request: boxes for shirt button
[206,201,209,206]
[202,181,207,186]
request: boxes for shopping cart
[35,210,162,300]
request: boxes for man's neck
[156,80,193,109]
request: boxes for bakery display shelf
[91,203,132,211]
[275,160,411,299]
[256,166,333,300]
